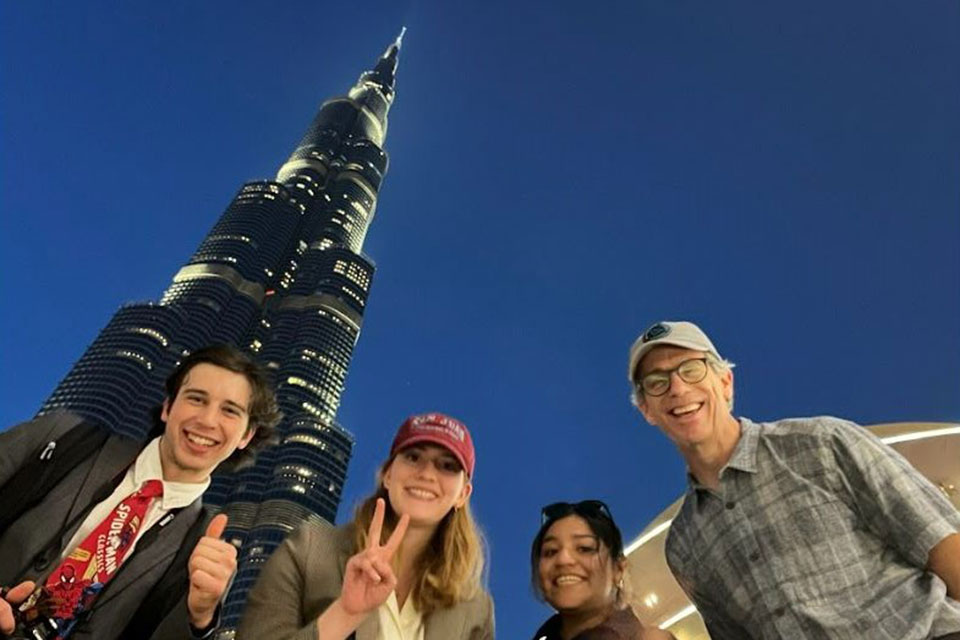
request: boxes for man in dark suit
[0,344,280,639]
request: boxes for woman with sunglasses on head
[238,412,492,640]
[531,501,675,640]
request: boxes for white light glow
[659,604,697,629]
[880,426,960,445]
[625,519,672,555]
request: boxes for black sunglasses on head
[540,499,614,526]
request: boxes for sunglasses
[540,499,614,526]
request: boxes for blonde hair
[351,463,486,616]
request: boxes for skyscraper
[38,31,405,635]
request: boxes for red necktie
[40,479,164,629]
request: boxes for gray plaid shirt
[665,416,960,639]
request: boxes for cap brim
[393,434,471,476]
[629,338,718,381]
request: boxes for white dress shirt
[376,591,425,640]
[60,436,210,561]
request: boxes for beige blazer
[237,519,494,640]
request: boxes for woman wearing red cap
[238,412,492,639]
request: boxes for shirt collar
[134,437,210,509]
[685,417,760,491]
[725,417,760,474]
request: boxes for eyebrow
[182,387,249,414]
[408,445,458,461]
[542,533,599,544]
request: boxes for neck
[559,602,616,640]
[683,415,741,490]
[394,521,436,607]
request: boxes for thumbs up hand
[187,513,236,630]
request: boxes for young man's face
[635,345,735,451]
[158,362,255,483]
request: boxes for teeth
[186,433,217,447]
[406,488,437,500]
[671,403,702,416]
[555,576,584,585]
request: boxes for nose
[554,546,576,566]
[415,457,440,479]
[197,403,219,427]
[667,370,693,395]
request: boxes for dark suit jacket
[236,520,495,640]
[0,411,204,640]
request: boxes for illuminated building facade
[39,32,405,636]
[624,422,960,639]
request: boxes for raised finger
[383,513,410,557]
[205,513,228,539]
[0,599,14,635]
[366,498,386,550]
[6,581,36,604]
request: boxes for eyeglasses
[637,357,708,397]
[541,500,614,526]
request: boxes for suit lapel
[59,435,142,549]
[93,500,201,609]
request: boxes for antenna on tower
[396,26,407,49]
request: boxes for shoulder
[434,587,495,635]
[1,410,89,445]
[459,587,495,622]
[282,518,353,567]
[530,613,561,639]
[749,415,871,453]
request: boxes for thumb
[205,513,228,539]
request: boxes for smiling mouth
[184,430,220,448]
[554,575,586,586]
[670,402,703,417]
[405,487,439,500]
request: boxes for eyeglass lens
[640,358,708,396]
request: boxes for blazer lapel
[93,500,201,609]
[59,436,142,549]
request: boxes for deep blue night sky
[2,1,958,635]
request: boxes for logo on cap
[411,413,466,442]
[642,323,671,343]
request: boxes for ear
[720,368,734,406]
[382,460,394,491]
[612,556,627,588]
[454,479,473,509]
[635,395,656,426]
[160,398,171,423]
[237,426,256,450]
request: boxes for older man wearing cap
[627,321,960,639]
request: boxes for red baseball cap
[389,412,475,477]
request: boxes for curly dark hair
[150,344,281,470]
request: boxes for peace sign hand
[339,498,410,616]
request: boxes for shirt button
[774,606,786,617]
[725,501,735,510]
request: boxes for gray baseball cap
[628,321,723,382]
